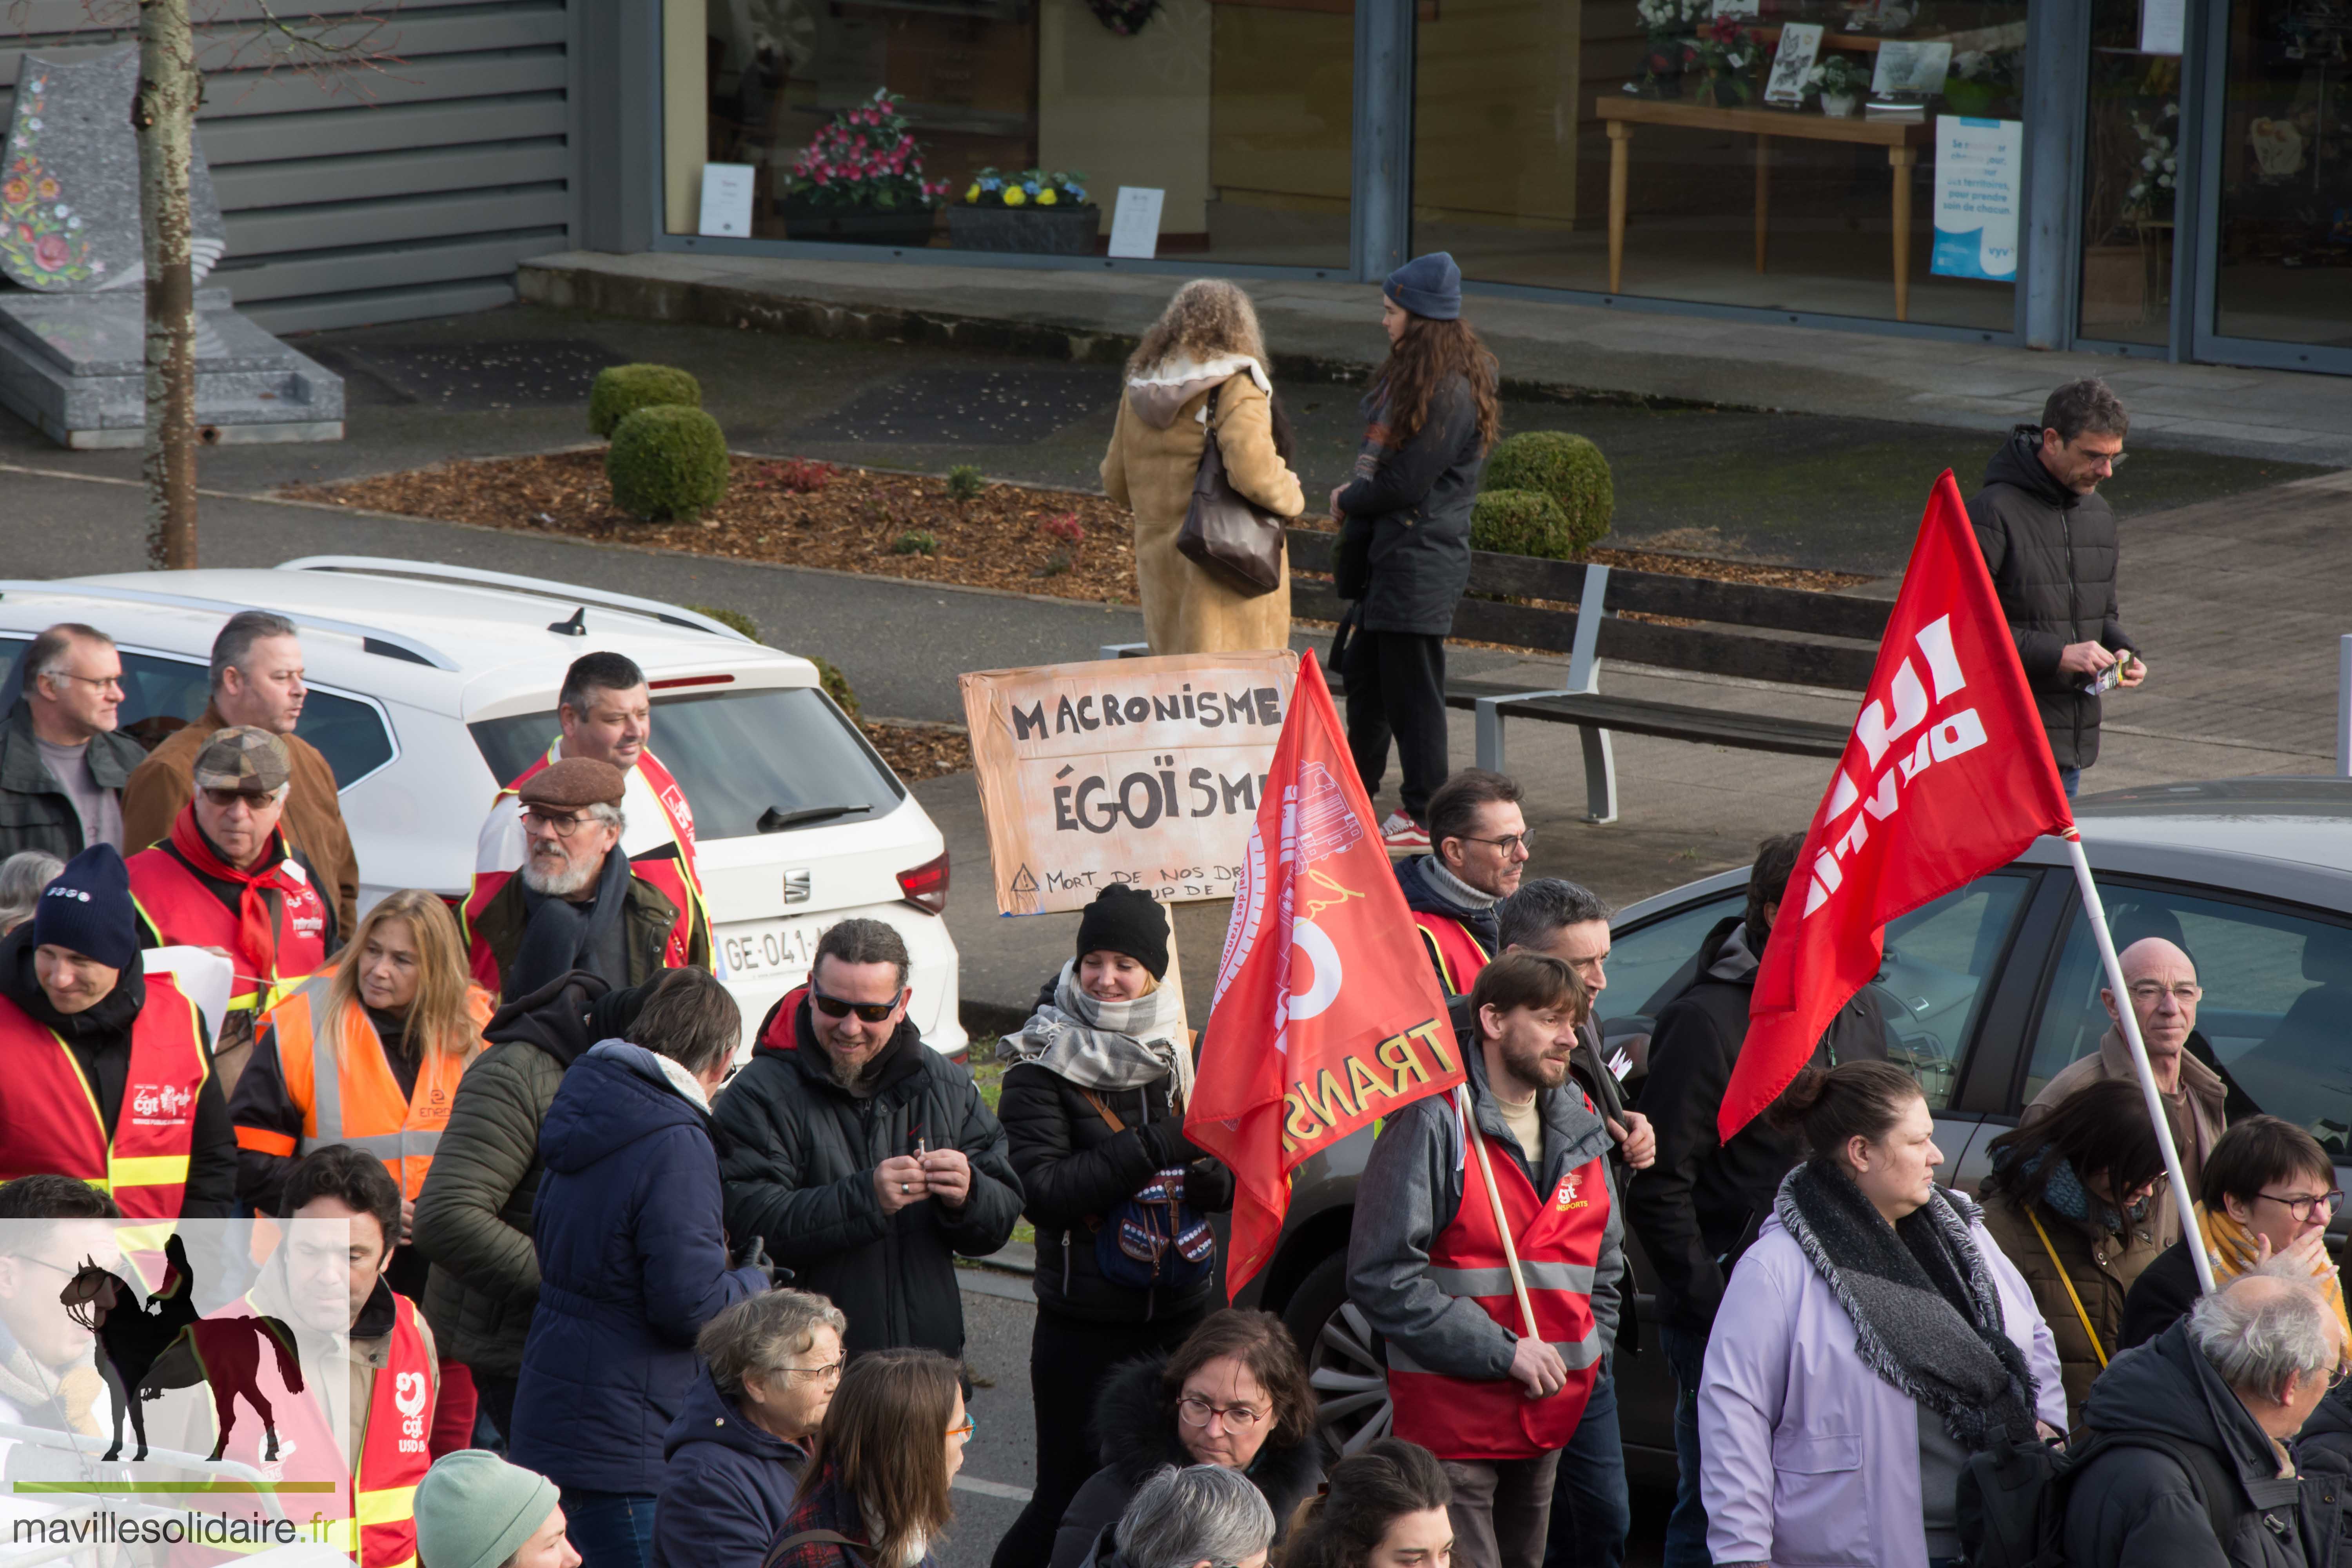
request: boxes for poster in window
[1931,115,2024,280]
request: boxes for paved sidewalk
[522,250,2352,466]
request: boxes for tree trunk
[136,0,198,570]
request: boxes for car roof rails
[274,556,758,645]
[0,580,459,671]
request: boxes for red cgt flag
[1720,472,2076,1142]
[1187,652,1466,1296]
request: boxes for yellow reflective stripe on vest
[110,1154,192,1186]
[358,1485,417,1527]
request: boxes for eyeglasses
[1176,1395,1267,1430]
[200,788,270,809]
[1457,829,1536,857]
[2255,1189,2346,1224]
[2065,441,2128,467]
[772,1361,844,1385]
[2329,1364,2352,1391]
[2127,982,2202,1005]
[522,806,597,837]
[45,672,123,693]
[811,989,903,1024]
[946,1416,975,1441]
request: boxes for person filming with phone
[1967,377,2147,797]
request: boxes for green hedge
[684,604,759,640]
[811,657,861,720]
[607,406,730,521]
[1471,489,1575,559]
[590,364,702,438]
[1482,430,1613,554]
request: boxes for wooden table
[1594,98,1934,320]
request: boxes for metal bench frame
[1471,563,1620,824]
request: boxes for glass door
[2075,0,2181,345]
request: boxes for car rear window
[468,685,904,842]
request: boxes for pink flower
[32,232,69,270]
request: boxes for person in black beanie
[1329,252,1503,853]
[0,843,236,1217]
[988,886,1233,1568]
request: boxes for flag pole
[2061,831,2218,1296]
[1456,1085,1542,1341]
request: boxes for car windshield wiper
[758,803,874,833]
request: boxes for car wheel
[1281,1250,1394,1460]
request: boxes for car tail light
[898,851,949,915]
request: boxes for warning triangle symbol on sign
[1011,864,1039,894]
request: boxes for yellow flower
[1036,188,1058,205]
[965,183,981,203]
[1003,186,1027,206]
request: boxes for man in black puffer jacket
[714,918,1021,1362]
[1967,377,2145,793]
[2296,1380,2352,1568]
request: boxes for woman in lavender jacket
[1699,1062,2067,1568]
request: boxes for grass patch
[964,1047,1035,1249]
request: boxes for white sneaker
[1380,812,1431,852]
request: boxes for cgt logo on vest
[1555,1170,1588,1210]
[129,1083,194,1124]
[1799,614,1989,918]
[394,1370,430,1454]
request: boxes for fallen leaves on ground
[862,720,972,782]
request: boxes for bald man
[2025,936,2228,1245]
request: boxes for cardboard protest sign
[959,651,1298,915]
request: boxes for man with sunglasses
[1,622,144,858]
[463,757,708,1001]
[1967,377,2145,797]
[715,918,1021,1362]
[1397,769,1532,996]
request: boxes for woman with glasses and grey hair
[652,1290,848,1568]
[1088,1465,1278,1568]
[0,851,63,934]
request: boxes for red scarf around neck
[169,805,297,989]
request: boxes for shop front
[647,0,2352,374]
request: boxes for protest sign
[960,650,1299,916]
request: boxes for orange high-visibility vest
[1410,909,1493,997]
[0,972,208,1218]
[242,975,491,1201]
[127,846,329,1016]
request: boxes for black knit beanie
[1075,885,1169,980]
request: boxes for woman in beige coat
[1102,280,1305,655]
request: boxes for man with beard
[1349,952,1625,1568]
[463,759,707,1000]
[715,918,1022,1360]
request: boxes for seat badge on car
[783,869,813,905]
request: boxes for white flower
[91,261,105,273]
[24,118,40,131]
[2162,156,2176,171]
[53,204,67,218]
[66,216,80,229]
[2142,153,2158,170]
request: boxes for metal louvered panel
[0,0,573,332]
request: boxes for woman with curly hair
[1329,252,1501,852]
[1102,279,1305,656]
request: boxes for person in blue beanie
[1327,252,1500,853]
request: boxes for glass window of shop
[1411,0,2031,329]
[2209,0,2352,350]
[2076,0,2180,345]
[673,0,1352,267]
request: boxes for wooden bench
[1112,532,1894,824]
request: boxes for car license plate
[721,919,826,980]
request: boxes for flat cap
[518,756,626,811]
[192,725,290,795]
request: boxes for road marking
[953,1475,1033,1502]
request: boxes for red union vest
[0,973,208,1218]
[1411,909,1492,997]
[1387,1092,1613,1461]
[197,1290,434,1568]
[127,845,330,1016]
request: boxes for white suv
[0,557,967,1055]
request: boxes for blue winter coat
[652,1368,807,1568]
[509,1041,768,1493]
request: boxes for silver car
[1241,775,2352,1474]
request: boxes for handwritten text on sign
[960,652,1299,915]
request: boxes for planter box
[947,204,1101,254]
[777,198,938,248]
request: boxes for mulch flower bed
[861,720,972,783]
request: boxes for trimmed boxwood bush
[607,405,730,521]
[1482,430,1614,553]
[811,657,860,720]
[685,604,759,640]
[590,364,702,438]
[1471,489,1575,559]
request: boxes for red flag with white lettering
[1187,652,1466,1296]
[1719,472,2075,1141]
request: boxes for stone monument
[0,46,342,446]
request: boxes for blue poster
[1931,116,2024,281]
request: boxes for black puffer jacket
[2295,1383,2352,1568]
[1967,425,2135,770]
[1000,980,1234,1324]
[2062,1319,2307,1568]
[1047,1353,1323,1568]
[1626,915,1891,1333]
[1333,378,1485,635]
[713,988,1023,1360]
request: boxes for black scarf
[510,846,632,997]
[1777,1158,2040,1452]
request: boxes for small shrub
[607,406,730,521]
[1040,512,1085,546]
[1038,547,1074,577]
[770,458,835,494]
[1471,489,1575,560]
[1482,430,1614,553]
[894,530,940,556]
[946,465,985,501]
[589,364,702,438]
[811,656,860,720]
[684,604,759,641]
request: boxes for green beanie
[415,1450,560,1568]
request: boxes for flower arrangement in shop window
[0,73,98,286]
[1684,17,1759,108]
[2125,100,2179,219]
[963,169,1095,210]
[786,90,951,211]
[1807,54,1871,116]
[1628,0,1711,95]
[1944,49,2014,116]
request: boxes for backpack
[1956,1428,2243,1568]
[1080,1089,1216,1291]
